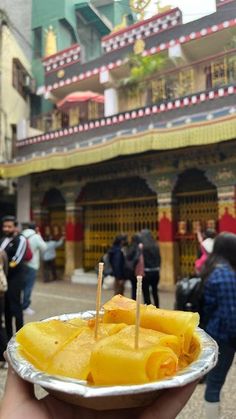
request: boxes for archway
[174,169,218,278]
[79,177,158,270]
[42,188,66,271]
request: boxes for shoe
[24,307,35,316]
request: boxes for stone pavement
[0,279,236,418]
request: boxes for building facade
[2,0,236,286]
[0,8,32,218]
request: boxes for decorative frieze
[102,9,182,54]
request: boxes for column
[100,69,118,117]
[104,88,118,117]
[157,193,178,289]
[64,197,84,278]
[17,175,31,224]
[217,185,236,233]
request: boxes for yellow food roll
[16,320,83,370]
[179,333,201,369]
[103,295,200,354]
[90,326,178,385]
[114,325,181,356]
[46,323,127,380]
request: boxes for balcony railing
[118,51,236,112]
[31,102,104,133]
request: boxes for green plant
[119,53,166,95]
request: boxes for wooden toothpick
[95,262,104,339]
[135,275,143,350]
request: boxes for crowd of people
[107,229,161,306]
[0,215,64,369]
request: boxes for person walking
[0,248,8,368]
[125,234,143,300]
[22,223,47,315]
[140,229,161,307]
[201,232,236,419]
[109,235,127,295]
[43,235,64,282]
[0,216,27,340]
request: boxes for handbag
[0,264,8,292]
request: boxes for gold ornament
[57,69,65,79]
[133,39,145,54]
[157,1,172,14]
[130,0,152,20]
[112,15,127,33]
[45,26,57,57]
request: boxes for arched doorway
[79,177,158,270]
[174,169,218,277]
[42,188,65,270]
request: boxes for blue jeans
[23,266,37,310]
[205,340,235,402]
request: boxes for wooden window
[12,58,29,100]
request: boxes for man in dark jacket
[0,216,26,339]
[109,235,127,295]
[141,229,161,307]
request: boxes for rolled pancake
[90,326,178,385]
[103,295,199,353]
[16,320,83,370]
[46,323,127,380]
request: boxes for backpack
[175,277,203,313]
[24,239,33,262]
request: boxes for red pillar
[158,193,177,288]
[218,186,236,233]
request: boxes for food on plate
[16,296,201,385]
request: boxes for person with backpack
[108,235,127,296]
[201,232,236,419]
[22,223,47,315]
[0,216,27,340]
[140,230,161,307]
[0,248,8,368]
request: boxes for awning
[57,91,104,111]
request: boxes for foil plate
[7,311,218,410]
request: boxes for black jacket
[143,244,161,270]
[109,245,125,279]
[0,235,26,277]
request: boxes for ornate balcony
[43,2,236,96]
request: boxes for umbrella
[57,91,104,111]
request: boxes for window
[12,58,29,100]
[33,27,42,58]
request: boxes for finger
[139,381,198,419]
[3,363,35,406]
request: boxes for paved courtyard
[0,279,235,418]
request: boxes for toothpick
[135,275,143,350]
[95,262,104,339]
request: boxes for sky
[147,0,216,22]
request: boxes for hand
[0,363,198,419]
